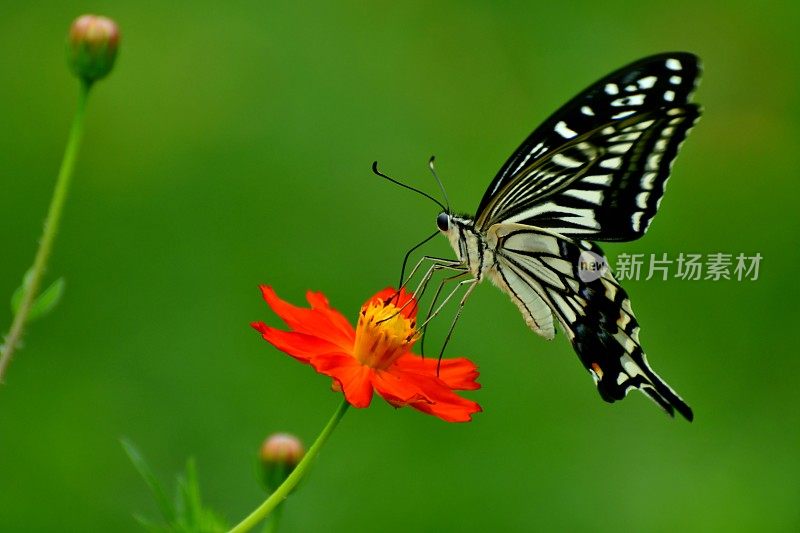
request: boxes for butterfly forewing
[476,53,701,241]
[476,105,701,239]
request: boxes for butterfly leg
[417,277,477,332]
[378,258,465,324]
[435,279,478,369]
[402,255,463,291]
[384,255,459,307]
[411,260,468,307]
[420,270,471,356]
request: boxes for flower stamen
[354,297,417,370]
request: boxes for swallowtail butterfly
[434,53,701,420]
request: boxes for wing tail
[636,356,694,421]
[573,318,693,421]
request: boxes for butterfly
[428,53,701,420]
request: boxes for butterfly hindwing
[487,223,693,419]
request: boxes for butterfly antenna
[372,161,447,212]
[428,156,450,213]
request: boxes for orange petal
[259,286,354,350]
[399,370,481,422]
[409,393,482,423]
[252,322,345,362]
[308,353,374,408]
[372,369,432,407]
[305,290,356,344]
[393,354,480,391]
[373,368,481,422]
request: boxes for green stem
[265,500,283,533]
[0,80,92,382]
[229,399,350,533]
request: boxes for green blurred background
[1,1,798,531]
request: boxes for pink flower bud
[259,433,305,491]
[67,14,119,83]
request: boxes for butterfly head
[436,212,483,270]
[436,212,450,232]
[436,212,459,254]
[436,212,474,233]
[437,212,472,237]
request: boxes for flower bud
[259,433,305,491]
[67,14,119,84]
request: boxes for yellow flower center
[353,297,417,370]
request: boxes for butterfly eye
[436,212,450,231]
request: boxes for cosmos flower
[252,286,481,422]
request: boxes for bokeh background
[1,1,798,531]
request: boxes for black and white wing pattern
[487,224,693,420]
[475,53,701,241]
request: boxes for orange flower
[252,286,481,422]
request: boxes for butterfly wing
[475,106,700,238]
[486,223,693,419]
[476,53,701,241]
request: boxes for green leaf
[124,441,228,533]
[121,438,176,524]
[11,273,65,321]
[132,513,170,533]
[175,458,228,533]
[183,458,203,526]
[29,277,65,320]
